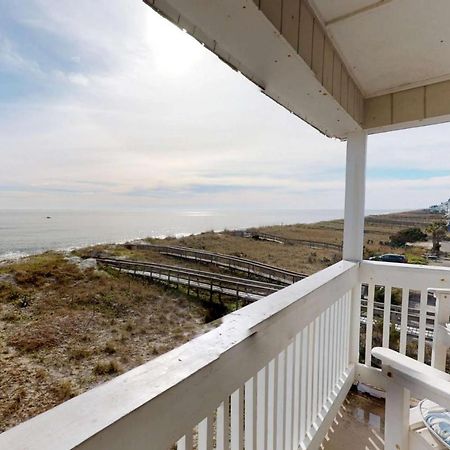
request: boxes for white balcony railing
[1,259,449,449]
[359,261,450,365]
[0,260,358,450]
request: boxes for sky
[0,0,449,212]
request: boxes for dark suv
[369,253,407,263]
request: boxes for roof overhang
[144,0,450,139]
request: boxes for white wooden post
[343,131,367,365]
[431,288,450,370]
[343,130,367,262]
[384,369,410,450]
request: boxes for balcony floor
[323,389,385,450]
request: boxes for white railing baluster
[256,367,268,450]
[231,388,243,450]
[292,333,301,449]
[346,291,352,364]
[176,432,193,450]
[341,295,347,370]
[276,351,286,450]
[333,301,339,388]
[216,397,230,450]
[317,312,325,417]
[344,292,350,366]
[244,377,257,450]
[284,342,294,450]
[382,285,392,348]
[342,293,348,369]
[267,358,278,450]
[341,294,347,371]
[399,288,409,355]
[323,308,330,405]
[312,316,320,423]
[327,305,333,397]
[299,327,308,444]
[364,284,375,365]
[338,295,344,367]
[337,297,344,376]
[418,289,427,362]
[306,322,314,436]
[198,414,214,450]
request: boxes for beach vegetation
[389,227,427,247]
[93,359,123,376]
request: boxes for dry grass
[93,359,122,375]
[0,252,210,432]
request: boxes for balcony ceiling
[146,0,450,138]
[310,0,450,97]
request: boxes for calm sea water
[0,208,385,261]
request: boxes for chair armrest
[372,347,450,410]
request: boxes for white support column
[344,131,367,366]
[343,131,367,262]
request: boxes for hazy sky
[1,0,449,211]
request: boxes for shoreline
[0,209,427,264]
[0,208,406,264]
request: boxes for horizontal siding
[364,79,450,129]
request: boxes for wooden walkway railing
[97,257,281,302]
[364,216,432,228]
[125,243,307,285]
[247,231,343,251]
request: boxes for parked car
[369,253,407,263]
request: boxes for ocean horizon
[0,208,395,261]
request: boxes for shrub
[374,286,402,305]
[1,311,19,322]
[407,255,428,265]
[53,379,76,401]
[69,346,91,360]
[389,227,427,247]
[8,325,58,352]
[103,341,117,354]
[93,359,122,375]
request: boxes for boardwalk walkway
[97,257,282,302]
[246,231,343,251]
[98,257,434,340]
[124,243,307,285]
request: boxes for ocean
[0,208,383,261]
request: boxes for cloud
[0,36,43,76]
[0,0,448,212]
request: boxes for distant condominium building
[430,199,450,215]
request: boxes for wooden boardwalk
[97,257,282,302]
[248,231,343,251]
[124,243,307,285]
[364,216,432,228]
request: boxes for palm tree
[426,221,447,255]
